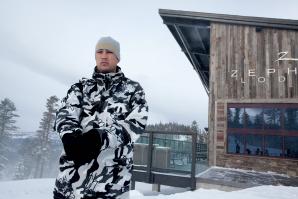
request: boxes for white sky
[1,0,298,132]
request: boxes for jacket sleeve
[54,82,102,165]
[98,83,149,150]
[54,83,83,139]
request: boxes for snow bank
[0,178,297,199]
[0,178,55,199]
[130,185,298,199]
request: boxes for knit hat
[95,36,120,61]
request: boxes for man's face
[95,49,119,73]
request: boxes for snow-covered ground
[0,178,297,199]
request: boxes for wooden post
[146,131,154,183]
[130,180,135,190]
[191,131,197,190]
[152,184,161,192]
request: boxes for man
[53,36,148,199]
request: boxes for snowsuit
[53,66,148,199]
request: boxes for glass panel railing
[195,142,208,174]
[152,133,193,173]
[134,133,150,167]
[136,133,149,144]
[133,131,209,176]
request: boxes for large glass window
[227,104,298,159]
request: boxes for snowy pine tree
[33,95,59,178]
[0,98,19,178]
[0,98,19,135]
[189,120,199,142]
[190,120,199,133]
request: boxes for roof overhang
[159,9,298,95]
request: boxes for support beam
[174,24,209,95]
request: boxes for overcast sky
[1,0,298,133]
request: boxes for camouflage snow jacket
[53,66,148,199]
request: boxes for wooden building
[159,9,298,176]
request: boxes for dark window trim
[228,103,298,108]
[225,152,298,161]
[228,129,298,136]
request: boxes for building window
[227,103,298,159]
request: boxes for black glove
[62,129,103,167]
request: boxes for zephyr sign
[231,52,298,84]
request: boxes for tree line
[0,96,59,180]
[146,120,208,143]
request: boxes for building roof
[159,9,298,94]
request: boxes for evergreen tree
[190,120,199,142]
[227,108,233,127]
[146,121,192,140]
[233,108,241,128]
[242,109,249,127]
[285,109,298,130]
[190,120,208,143]
[0,98,19,177]
[201,128,208,144]
[0,98,19,136]
[33,95,59,178]
[264,108,280,129]
[254,113,263,129]
[190,120,199,133]
[145,121,208,143]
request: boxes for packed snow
[0,178,297,199]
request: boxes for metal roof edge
[159,9,298,30]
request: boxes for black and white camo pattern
[53,66,148,199]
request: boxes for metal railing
[131,130,201,190]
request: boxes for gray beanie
[95,36,120,61]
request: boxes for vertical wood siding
[210,23,298,100]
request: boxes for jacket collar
[92,66,124,86]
